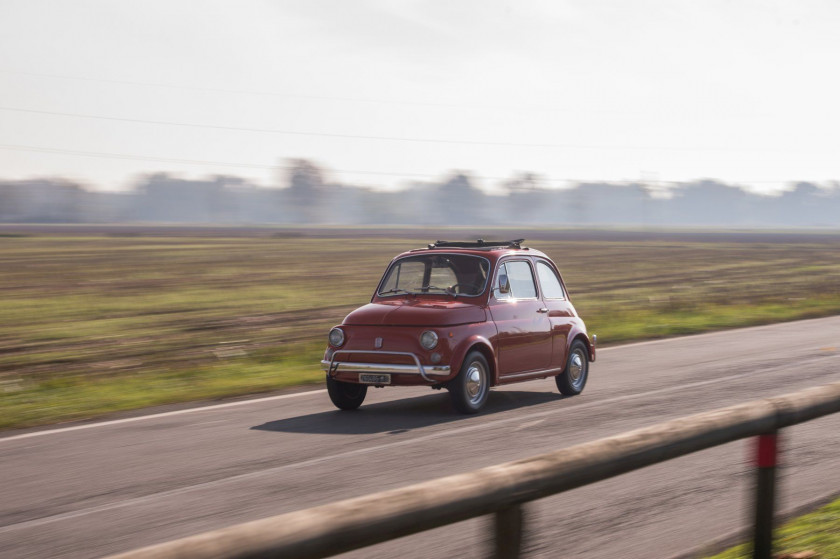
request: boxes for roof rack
[427,239,526,250]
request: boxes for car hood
[343,299,486,327]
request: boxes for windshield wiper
[379,288,412,296]
[424,285,458,297]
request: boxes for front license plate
[359,373,391,384]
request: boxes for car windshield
[378,254,490,297]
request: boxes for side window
[505,261,537,299]
[537,261,566,299]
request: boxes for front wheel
[327,376,367,410]
[449,351,490,414]
[556,340,589,395]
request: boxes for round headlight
[420,330,438,350]
[328,327,345,347]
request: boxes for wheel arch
[569,331,595,362]
[451,335,498,385]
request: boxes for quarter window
[504,261,537,299]
[537,261,566,299]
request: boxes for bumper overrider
[321,349,450,383]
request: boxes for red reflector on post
[756,433,778,468]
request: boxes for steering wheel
[447,283,478,295]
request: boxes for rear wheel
[449,351,490,414]
[556,340,589,395]
[327,376,368,410]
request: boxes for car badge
[374,337,383,349]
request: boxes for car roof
[399,240,550,262]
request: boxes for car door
[488,258,553,376]
[535,258,576,370]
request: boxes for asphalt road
[2,316,840,559]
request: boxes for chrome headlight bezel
[420,330,439,350]
[328,327,345,347]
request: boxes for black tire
[449,351,490,414]
[327,376,367,410]
[556,340,589,395]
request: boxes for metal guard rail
[106,381,840,559]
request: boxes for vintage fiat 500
[322,240,595,414]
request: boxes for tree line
[1,160,838,227]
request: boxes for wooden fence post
[493,504,524,559]
[752,431,779,559]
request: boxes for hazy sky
[1,0,839,193]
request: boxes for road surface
[2,316,840,558]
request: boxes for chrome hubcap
[466,363,486,404]
[569,351,584,385]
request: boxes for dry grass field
[2,227,840,429]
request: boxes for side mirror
[498,274,510,295]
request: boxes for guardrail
[107,381,840,559]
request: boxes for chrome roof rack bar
[427,239,526,250]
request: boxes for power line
[0,143,803,185]
[0,105,795,152]
[0,143,507,180]
[0,68,620,114]
[0,143,273,170]
[0,69,449,107]
[0,106,584,148]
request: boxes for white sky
[1,0,839,193]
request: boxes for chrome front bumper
[322,350,450,382]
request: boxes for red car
[322,240,595,413]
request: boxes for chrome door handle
[537,308,548,313]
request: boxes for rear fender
[567,325,595,362]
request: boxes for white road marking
[515,418,546,430]
[0,390,326,443]
[1,314,836,444]
[0,363,809,535]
